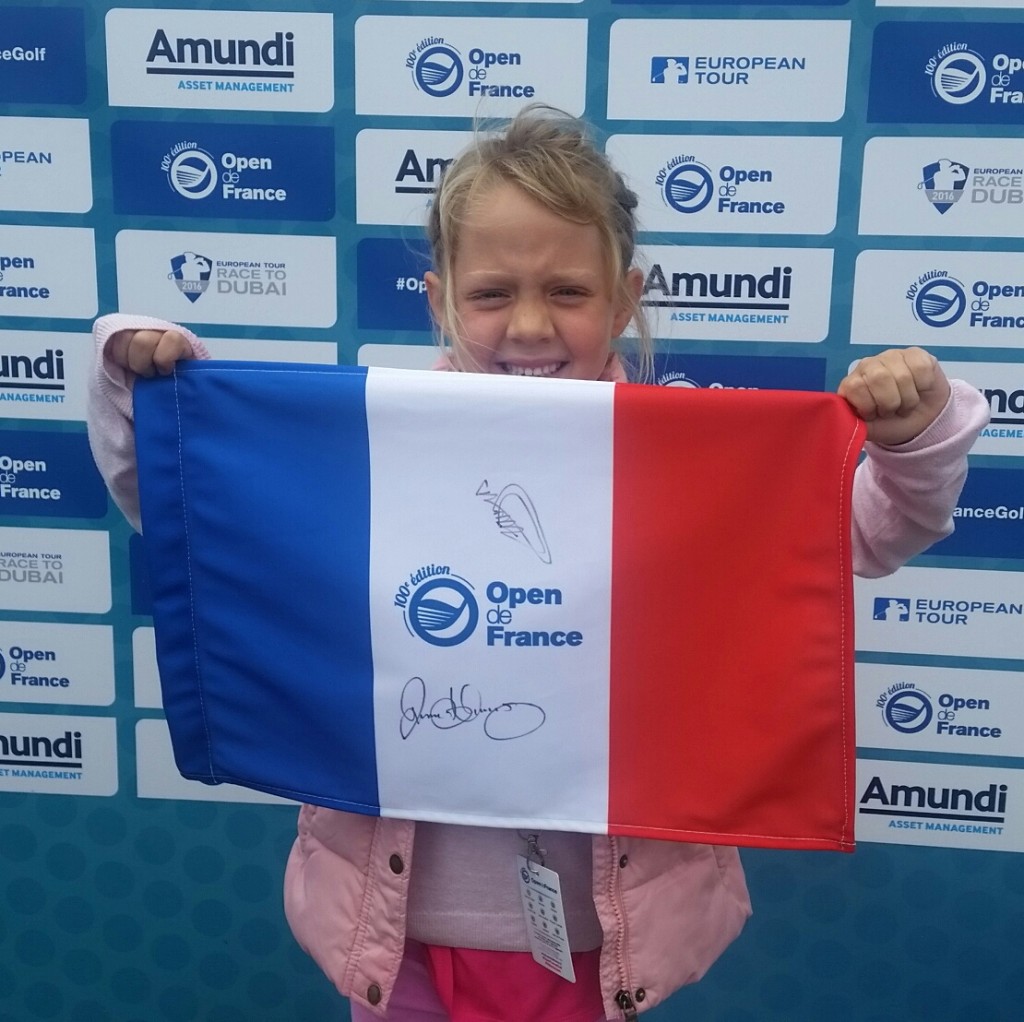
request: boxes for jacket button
[618,854,629,868]
[389,854,404,875]
[635,988,646,1002]
[367,984,382,1005]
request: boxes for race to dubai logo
[168,251,212,303]
[919,159,969,214]
[926,43,986,106]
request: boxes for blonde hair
[426,104,652,381]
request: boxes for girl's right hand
[108,329,193,378]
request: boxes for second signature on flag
[476,480,552,564]
[399,675,546,741]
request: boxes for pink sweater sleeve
[87,313,210,532]
[851,378,991,578]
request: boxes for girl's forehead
[463,180,530,216]
[461,182,587,235]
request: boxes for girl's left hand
[838,346,951,446]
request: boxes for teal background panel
[1,0,1022,1019]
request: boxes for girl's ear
[612,268,644,338]
[425,271,445,328]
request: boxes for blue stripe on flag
[135,362,380,811]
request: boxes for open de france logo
[879,683,934,734]
[168,251,212,304]
[919,159,969,215]
[906,273,966,328]
[927,45,986,106]
[657,370,702,388]
[395,566,479,646]
[410,39,464,98]
[660,160,714,214]
[164,142,218,200]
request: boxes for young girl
[89,106,989,1022]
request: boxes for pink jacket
[88,314,990,1020]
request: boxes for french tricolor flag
[136,362,864,851]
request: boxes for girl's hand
[108,329,193,378]
[838,347,951,446]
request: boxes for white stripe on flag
[366,369,616,830]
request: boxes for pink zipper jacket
[88,314,990,1020]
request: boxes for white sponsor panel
[637,244,833,342]
[857,759,1023,852]
[203,338,337,364]
[856,567,1024,659]
[877,0,1023,7]
[105,8,334,112]
[935,361,1024,456]
[0,226,96,319]
[0,117,92,213]
[136,719,296,804]
[133,627,160,709]
[852,249,1024,349]
[356,128,472,226]
[0,527,110,613]
[115,230,337,328]
[857,663,1022,756]
[607,20,850,123]
[0,712,117,796]
[358,344,438,370]
[354,17,587,117]
[0,331,90,422]
[0,622,114,707]
[607,135,842,235]
[860,137,1024,238]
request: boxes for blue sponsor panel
[356,238,432,331]
[653,352,827,392]
[0,7,86,105]
[111,122,334,220]
[0,433,106,519]
[931,467,1024,559]
[869,22,1024,125]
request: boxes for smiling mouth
[498,362,566,377]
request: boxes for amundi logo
[145,28,296,78]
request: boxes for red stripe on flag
[608,386,863,850]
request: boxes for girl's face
[426,183,641,381]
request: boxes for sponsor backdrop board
[0,1,1020,1021]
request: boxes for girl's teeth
[504,363,561,377]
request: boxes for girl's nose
[507,297,552,343]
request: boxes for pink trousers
[348,942,448,1022]
[347,942,607,1022]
